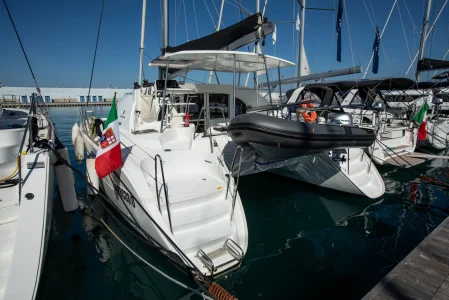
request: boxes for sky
[1,0,449,88]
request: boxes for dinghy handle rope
[42,141,239,299]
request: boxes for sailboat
[0,95,78,299]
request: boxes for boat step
[162,196,230,231]
[196,238,243,276]
[174,215,233,252]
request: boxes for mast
[162,0,169,50]
[208,0,225,83]
[416,0,432,82]
[138,0,147,85]
[297,0,306,88]
[160,0,169,79]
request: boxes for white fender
[55,141,78,212]
[74,135,84,162]
[82,134,94,154]
[86,153,99,195]
[71,123,80,145]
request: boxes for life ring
[299,102,317,123]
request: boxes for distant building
[0,86,133,103]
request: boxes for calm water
[36,107,449,300]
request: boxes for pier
[0,102,112,108]
[363,216,449,300]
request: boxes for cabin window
[350,94,363,105]
[235,98,247,116]
[208,94,229,118]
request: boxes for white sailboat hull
[0,108,57,300]
[418,118,449,149]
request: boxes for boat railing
[193,106,228,154]
[225,146,243,222]
[154,154,173,234]
[17,93,38,201]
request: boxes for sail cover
[305,78,416,91]
[432,71,449,80]
[417,58,449,72]
[163,13,272,54]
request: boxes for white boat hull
[271,149,385,199]
[0,108,58,300]
[418,118,449,149]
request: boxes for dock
[0,102,112,108]
[363,216,449,300]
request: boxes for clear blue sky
[1,0,449,88]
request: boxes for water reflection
[36,107,449,300]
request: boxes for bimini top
[149,50,295,74]
[305,77,416,91]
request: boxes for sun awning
[149,50,295,74]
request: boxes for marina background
[35,106,449,299]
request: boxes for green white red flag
[413,101,429,141]
[95,93,122,178]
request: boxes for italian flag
[95,92,123,179]
[413,101,429,141]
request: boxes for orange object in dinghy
[299,102,317,123]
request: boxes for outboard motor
[330,113,353,126]
[432,98,443,105]
[371,101,386,112]
[432,97,443,117]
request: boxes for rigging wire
[86,0,105,109]
[225,0,252,15]
[183,0,189,41]
[203,0,217,29]
[405,0,449,77]
[1,0,57,133]
[192,0,200,39]
[342,0,359,79]
[397,0,413,63]
[368,0,378,25]
[362,0,398,79]
[211,0,222,27]
[401,0,421,43]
